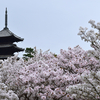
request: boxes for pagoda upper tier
[0,27,24,43]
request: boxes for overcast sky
[0,0,100,57]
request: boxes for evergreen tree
[23,47,36,61]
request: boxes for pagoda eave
[0,44,24,54]
[0,28,24,42]
[0,55,14,60]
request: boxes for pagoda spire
[5,8,8,29]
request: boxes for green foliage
[53,53,57,58]
[23,48,36,61]
[23,47,58,60]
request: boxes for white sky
[0,0,99,57]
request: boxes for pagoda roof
[0,44,24,52]
[0,27,24,42]
[0,55,13,59]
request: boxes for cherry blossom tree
[0,45,99,100]
[78,20,100,60]
[65,20,100,100]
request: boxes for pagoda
[0,8,24,59]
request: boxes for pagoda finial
[5,8,7,28]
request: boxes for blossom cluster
[66,70,100,100]
[78,20,100,60]
[0,44,99,100]
[0,83,19,100]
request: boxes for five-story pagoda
[0,8,24,59]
